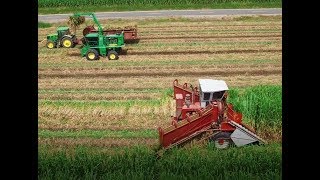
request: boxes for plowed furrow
[39,69,281,79]
[128,49,281,55]
[140,34,282,40]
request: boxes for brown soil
[39,69,281,79]
[128,49,281,55]
[140,34,281,40]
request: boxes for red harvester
[158,79,266,150]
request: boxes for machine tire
[115,48,122,54]
[71,36,77,47]
[46,41,56,49]
[107,50,119,60]
[61,37,74,48]
[86,49,99,61]
[210,132,233,149]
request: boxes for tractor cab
[105,33,125,47]
[198,79,229,108]
[56,27,71,39]
[46,27,70,41]
[46,26,77,49]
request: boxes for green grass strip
[38,22,52,28]
[38,99,169,108]
[228,85,282,125]
[39,129,158,138]
[39,143,281,179]
[38,1,282,14]
[39,99,160,106]
[38,88,165,94]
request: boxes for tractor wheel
[107,50,119,60]
[81,37,87,45]
[209,132,233,149]
[61,37,74,48]
[86,49,99,61]
[46,41,56,49]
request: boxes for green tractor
[46,26,78,49]
[72,13,125,60]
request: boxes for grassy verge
[38,22,52,28]
[39,143,282,179]
[39,129,157,138]
[38,1,281,14]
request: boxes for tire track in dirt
[141,25,281,30]
[39,69,281,79]
[42,48,281,61]
[140,24,282,29]
[128,49,281,55]
[39,64,282,72]
[38,75,282,91]
[140,34,282,40]
[140,29,281,34]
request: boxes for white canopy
[199,79,229,93]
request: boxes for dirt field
[38,15,282,147]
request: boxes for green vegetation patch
[38,22,52,28]
[39,129,157,138]
[228,85,282,126]
[39,0,281,14]
[39,143,282,179]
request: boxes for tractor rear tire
[209,132,233,149]
[86,49,99,61]
[46,41,56,49]
[107,50,119,60]
[81,37,87,45]
[61,37,74,48]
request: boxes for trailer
[83,25,139,43]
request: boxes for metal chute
[229,121,266,147]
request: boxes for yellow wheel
[109,54,116,60]
[46,41,55,49]
[88,52,96,60]
[61,37,74,48]
[107,50,119,60]
[47,42,54,49]
[86,49,99,61]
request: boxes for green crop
[38,22,52,28]
[38,0,280,8]
[39,144,281,179]
[38,0,281,14]
[228,85,282,127]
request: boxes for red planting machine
[158,79,266,150]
